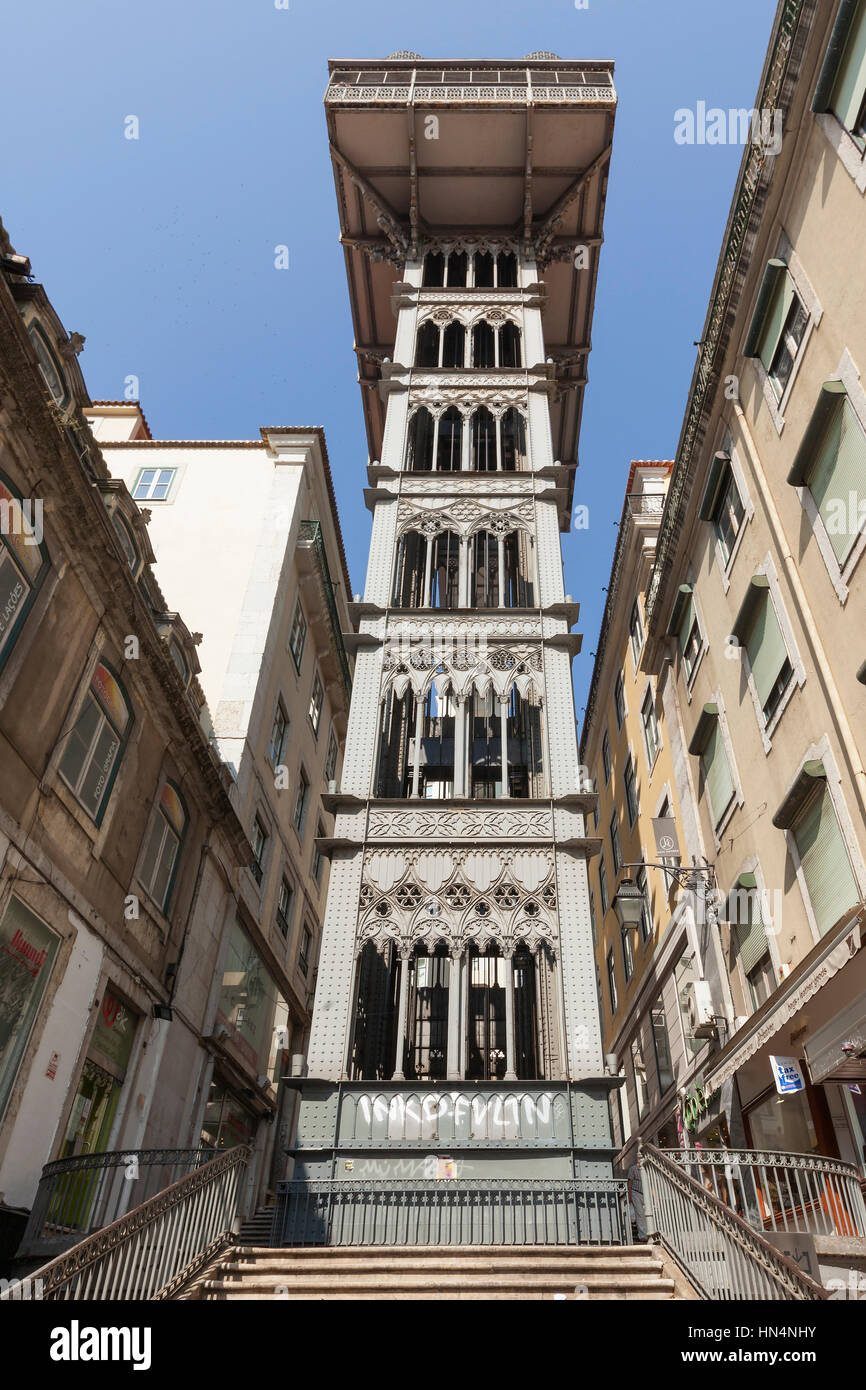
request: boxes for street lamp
[612,877,646,931]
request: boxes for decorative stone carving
[381,640,543,700]
[365,806,553,840]
[396,495,534,538]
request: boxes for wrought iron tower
[283,54,622,1243]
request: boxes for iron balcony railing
[4,1145,250,1301]
[17,1147,212,1261]
[273,1178,630,1248]
[640,1143,828,1301]
[665,1146,866,1239]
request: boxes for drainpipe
[731,399,866,821]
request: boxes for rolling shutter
[831,0,866,131]
[743,589,788,710]
[808,394,866,564]
[702,721,734,826]
[793,784,859,938]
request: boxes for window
[58,661,133,823]
[745,263,807,400]
[609,811,622,874]
[0,472,50,671]
[739,583,793,724]
[825,0,866,143]
[691,710,735,829]
[790,782,859,938]
[299,924,312,977]
[728,875,775,1012]
[251,815,268,885]
[798,387,866,568]
[28,323,69,406]
[589,888,597,945]
[325,728,339,783]
[312,822,325,885]
[768,293,808,399]
[598,855,609,915]
[277,876,293,938]
[110,512,139,574]
[631,1033,649,1119]
[293,769,310,834]
[711,468,745,566]
[641,689,660,767]
[289,600,307,671]
[267,701,289,768]
[606,947,618,1014]
[624,755,639,827]
[628,600,645,668]
[601,731,612,785]
[139,782,187,912]
[0,896,61,1122]
[674,952,703,1057]
[637,864,652,942]
[132,467,176,502]
[309,670,324,735]
[621,926,634,982]
[651,998,675,1093]
[679,605,702,683]
[614,672,626,729]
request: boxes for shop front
[0,895,61,1124]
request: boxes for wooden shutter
[832,0,866,130]
[702,721,734,826]
[744,589,788,710]
[794,784,859,937]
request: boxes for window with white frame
[789,382,866,572]
[689,706,735,830]
[267,700,289,768]
[277,875,294,938]
[299,924,313,977]
[775,769,860,939]
[132,467,176,502]
[745,262,808,401]
[289,599,307,671]
[599,854,609,915]
[601,731,612,784]
[668,585,703,685]
[735,579,794,726]
[641,688,660,767]
[637,864,652,942]
[727,872,775,1011]
[815,0,866,146]
[139,782,187,912]
[700,457,746,567]
[293,768,310,834]
[309,670,324,735]
[621,926,634,982]
[606,947,618,1014]
[250,815,268,885]
[628,600,645,669]
[614,672,626,729]
[58,661,133,824]
[0,470,50,670]
[609,811,622,874]
[312,821,325,885]
[624,754,639,827]
[324,728,338,783]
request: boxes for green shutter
[744,590,788,710]
[794,785,859,937]
[757,269,795,373]
[808,395,866,564]
[702,722,734,826]
[677,597,694,652]
[729,873,769,974]
[832,0,866,131]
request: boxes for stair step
[227,1257,661,1276]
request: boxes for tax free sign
[769,1055,806,1096]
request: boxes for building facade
[281,54,623,1232]
[640,0,866,1172]
[0,231,259,1259]
[92,406,354,1196]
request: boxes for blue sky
[1,0,777,717]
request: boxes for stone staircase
[192,1244,681,1300]
[236,1205,275,1246]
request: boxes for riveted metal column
[446,948,463,1080]
[503,948,517,1081]
[499,696,509,798]
[392,948,412,1081]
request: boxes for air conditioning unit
[685,979,716,1039]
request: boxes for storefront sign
[45,1051,60,1080]
[770,1055,805,1096]
[652,817,680,859]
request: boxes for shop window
[0,897,60,1122]
[58,661,133,824]
[200,1077,257,1151]
[631,1033,649,1119]
[651,997,675,1093]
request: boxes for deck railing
[665,1146,866,1239]
[273,1177,630,1248]
[17,1147,212,1260]
[3,1145,250,1301]
[640,1143,828,1301]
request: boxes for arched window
[375,687,416,798]
[415,321,439,367]
[496,250,518,286]
[435,407,462,471]
[502,531,534,608]
[470,408,497,471]
[473,250,495,287]
[139,781,187,912]
[422,251,444,287]
[513,946,539,1078]
[469,686,544,799]
[392,531,427,607]
[429,531,460,609]
[472,321,496,368]
[470,531,499,608]
[57,660,134,824]
[349,940,400,1079]
[501,408,526,471]
[110,512,140,574]
[441,320,465,368]
[0,471,50,673]
[446,250,467,286]
[467,947,507,1078]
[417,681,455,799]
[500,322,522,368]
[407,408,434,471]
[406,944,449,1079]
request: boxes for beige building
[92,406,354,1191]
[640,0,866,1169]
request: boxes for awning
[804,996,866,1084]
[743,259,788,359]
[772,758,826,829]
[730,575,770,643]
[665,583,693,637]
[698,452,731,521]
[688,703,719,756]
[787,381,847,486]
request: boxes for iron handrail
[5,1144,251,1300]
[640,1142,828,1300]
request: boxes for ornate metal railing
[326,80,616,106]
[272,1178,630,1248]
[17,1148,212,1260]
[3,1146,250,1301]
[640,1143,828,1301]
[297,520,352,697]
[665,1146,866,1238]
